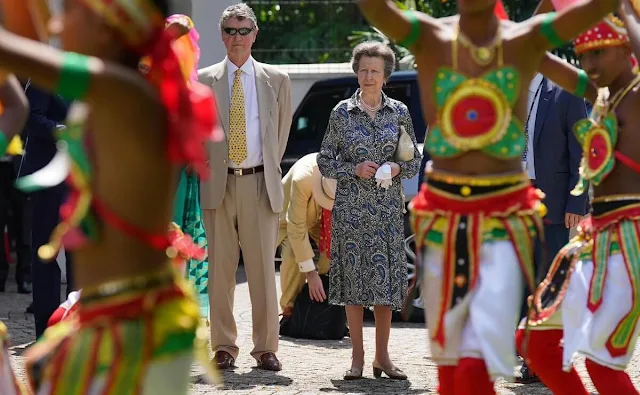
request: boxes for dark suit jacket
[532,78,589,224]
[19,84,69,177]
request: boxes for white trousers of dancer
[422,240,524,380]
[562,254,640,371]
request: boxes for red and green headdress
[573,15,630,56]
[80,0,222,178]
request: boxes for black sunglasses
[223,27,254,36]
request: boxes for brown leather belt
[228,165,264,176]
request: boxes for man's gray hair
[219,3,259,31]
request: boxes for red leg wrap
[585,358,639,395]
[515,328,588,395]
[437,366,455,395]
[453,358,494,395]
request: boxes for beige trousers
[277,225,330,311]
[203,173,279,360]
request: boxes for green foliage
[245,1,368,64]
[350,0,578,69]
[244,0,577,66]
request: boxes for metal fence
[244,0,368,65]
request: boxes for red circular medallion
[587,133,608,171]
[451,96,497,137]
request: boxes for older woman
[318,41,422,380]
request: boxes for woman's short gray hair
[219,3,259,31]
[351,41,396,79]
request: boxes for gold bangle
[81,265,177,302]
[426,168,528,186]
[592,194,640,203]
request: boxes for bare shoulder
[439,15,458,26]
[95,74,163,132]
[91,60,160,112]
[503,14,545,40]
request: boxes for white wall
[275,63,354,112]
[192,0,238,68]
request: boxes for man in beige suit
[198,3,292,372]
[278,153,336,318]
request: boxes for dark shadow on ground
[279,336,353,349]
[508,383,553,394]
[8,341,35,357]
[192,369,293,390]
[321,378,427,394]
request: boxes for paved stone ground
[3,264,640,394]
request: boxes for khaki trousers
[277,225,330,311]
[203,173,279,360]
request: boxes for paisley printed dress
[317,91,421,310]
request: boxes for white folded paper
[375,164,393,189]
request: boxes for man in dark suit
[518,74,589,382]
[526,74,589,258]
[20,82,73,338]
[0,76,31,294]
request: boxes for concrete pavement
[3,264,640,394]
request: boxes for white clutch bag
[395,125,415,162]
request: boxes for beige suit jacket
[279,153,322,264]
[198,58,292,213]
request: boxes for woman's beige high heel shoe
[372,360,407,380]
[343,366,363,380]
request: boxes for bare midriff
[413,22,540,176]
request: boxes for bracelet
[56,52,91,101]
[80,264,177,304]
[574,69,589,98]
[0,133,21,156]
[540,12,565,49]
[0,133,7,156]
[398,10,421,48]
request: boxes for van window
[384,83,411,107]
[287,87,351,156]
[384,81,426,142]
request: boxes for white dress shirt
[525,73,544,180]
[226,56,263,168]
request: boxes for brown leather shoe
[257,352,282,371]
[282,306,293,318]
[212,351,235,370]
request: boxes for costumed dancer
[277,153,336,319]
[0,72,31,395]
[0,0,222,393]
[515,2,640,394]
[356,0,618,393]
[0,323,28,395]
[142,14,211,322]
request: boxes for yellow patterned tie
[229,69,248,164]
